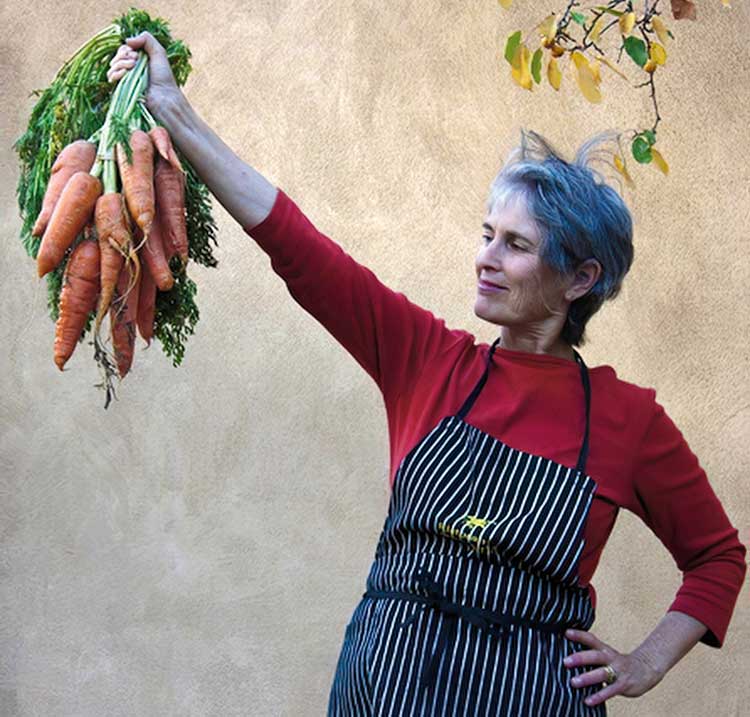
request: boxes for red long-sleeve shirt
[245,187,747,648]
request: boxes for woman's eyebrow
[482,223,535,243]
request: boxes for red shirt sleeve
[244,188,467,408]
[631,391,747,647]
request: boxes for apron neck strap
[572,348,591,475]
[456,337,591,476]
[456,336,502,422]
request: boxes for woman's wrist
[154,89,195,135]
[630,611,708,679]
[629,644,668,682]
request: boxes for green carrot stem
[103,156,116,194]
[140,102,157,130]
[56,24,119,82]
[119,54,149,122]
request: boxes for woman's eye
[482,235,527,251]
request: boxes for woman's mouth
[477,279,507,293]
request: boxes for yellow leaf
[619,11,636,36]
[498,0,513,8]
[571,51,587,70]
[613,154,636,188]
[650,147,669,175]
[721,0,731,6]
[591,57,602,85]
[511,43,533,90]
[576,69,602,102]
[571,51,602,103]
[651,16,670,46]
[511,43,523,70]
[650,42,667,65]
[547,56,562,90]
[537,13,558,43]
[590,16,605,44]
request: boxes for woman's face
[474,195,568,329]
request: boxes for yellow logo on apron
[437,513,497,557]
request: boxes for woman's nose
[479,241,503,268]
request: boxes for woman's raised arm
[110,31,277,230]
[158,94,278,231]
[109,33,468,408]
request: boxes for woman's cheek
[508,280,536,317]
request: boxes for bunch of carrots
[15,9,217,408]
[33,51,186,398]
[36,120,187,377]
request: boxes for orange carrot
[154,155,188,269]
[110,262,140,378]
[37,171,102,278]
[94,193,131,333]
[116,130,155,242]
[148,126,183,172]
[141,213,174,291]
[53,238,101,371]
[32,140,97,237]
[136,252,157,346]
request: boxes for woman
[110,34,746,716]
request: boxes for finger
[563,649,609,668]
[570,664,615,689]
[125,34,146,50]
[107,65,131,83]
[106,68,125,83]
[126,31,166,58]
[109,54,135,72]
[582,681,622,708]
[565,629,606,649]
[114,58,136,71]
[108,60,136,81]
[113,46,137,64]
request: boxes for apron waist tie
[362,567,573,694]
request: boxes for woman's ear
[565,259,602,301]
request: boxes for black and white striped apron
[328,336,605,716]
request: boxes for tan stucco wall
[1,1,748,715]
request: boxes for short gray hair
[485,128,635,346]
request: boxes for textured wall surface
[1,1,748,715]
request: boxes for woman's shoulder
[590,362,654,393]
[588,361,659,420]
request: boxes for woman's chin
[473,300,504,324]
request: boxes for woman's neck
[498,326,576,361]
